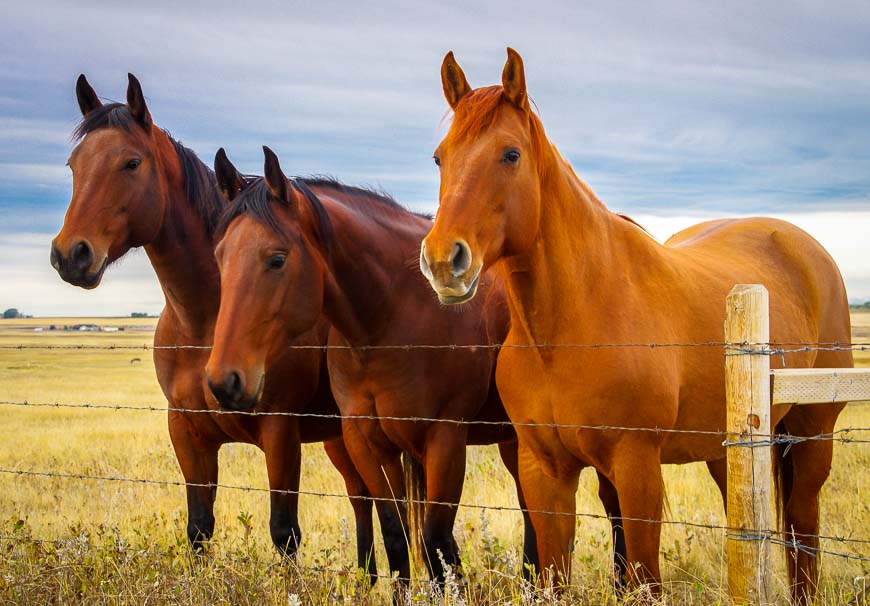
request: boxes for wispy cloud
[0,1,868,311]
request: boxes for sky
[1,1,869,316]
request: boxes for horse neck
[501,144,666,344]
[316,194,427,346]
[144,134,221,338]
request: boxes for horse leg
[705,458,728,510]
[779,404,843,604]
[341,416,411,591]
[517,442,580,589]
[323,437,378,586]
[609,443,664,592]
[168,411,220,551]
[261,419,303,558]
[497,440,539,581]
[596,471,628,590]
[420,426,468,583]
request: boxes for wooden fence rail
[724,284,870,604]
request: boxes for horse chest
[496,344,681,473]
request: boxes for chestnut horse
[205,146,544,587]
[50,74,380,579]
[420,49,850,603]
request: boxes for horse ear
[214,148,244,202]
[441,51,471,110]
[501,47,529,111]
[76,74,102,116]
[263,146,289,202]
[126,73,152,129]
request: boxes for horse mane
[215,177,334,257]
[72,103,225,235]
[301,176,433,221]
[448,85,621,219]
[615,212,652,235]
[216,175,435,262]
[446,86,505,145]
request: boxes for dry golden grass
[0,315,867,604]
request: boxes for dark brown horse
[205,147,543,588]
[421,48,850,603]
[50,74,380,579]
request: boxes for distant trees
[3,308,20,319]
[131,312,151,318]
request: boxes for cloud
[0,233,163,317]
[633,211,870,302]
[1,1,869,311]
[2,209,868,318]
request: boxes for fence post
[725,284,773,604]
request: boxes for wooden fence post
[725,284,774,604]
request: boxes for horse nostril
[449,241,471,277]
[71,241,93,270]
[50,244,62,270]
[226,370,244,397]
[419,242,433,280]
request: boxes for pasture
[0,314,867,604]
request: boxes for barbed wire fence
[1,336,869,595]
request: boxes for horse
[204,146,547,590]
[419,48,851,603]
[50,74,381,581]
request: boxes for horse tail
[771,420,802,583]
[402,452,427,575]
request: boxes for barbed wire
[1,399,868,445]
[2,339,868,576]
[0,466,868,563]
[1,341,869,352]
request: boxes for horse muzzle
[420,240,482,305]
[50,239,108,289]
[206,369,264,411]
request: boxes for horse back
[665,216,851,349]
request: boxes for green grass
[0,316,867,604]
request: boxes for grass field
[0,314,867,604]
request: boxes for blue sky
[1,1,869,315]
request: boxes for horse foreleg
[497,440,539,581]
[323,437,378,586]
[168,411,220,552]
[261,419,303,559]
[610,443,664,593]
[341,416,411,594]
[517,442,580,590]
[420,426,468,583]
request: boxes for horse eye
[267,254,287,270]
[433,155,441,167]
[502,150,521,165]
[125,159,141,171]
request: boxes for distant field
[0,316,157,329]
[0,315,867,604]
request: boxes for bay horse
[420,49,850,603]
[205,146,545,588]
[50,74,381,580]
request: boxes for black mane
[72,103,224,235]
[216,177,334,257]
[72,103,137,140]
[300,176,433,221]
